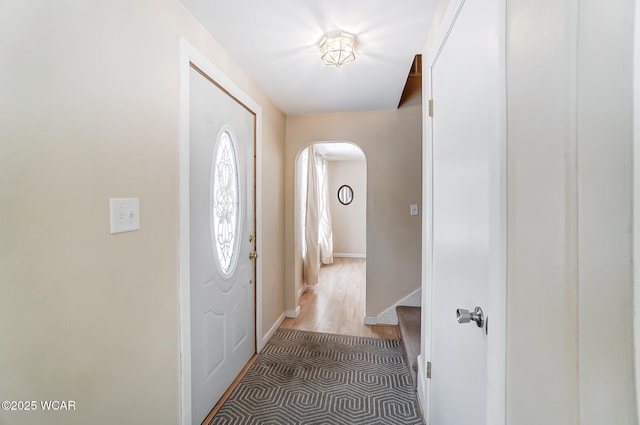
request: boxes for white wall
[577,0,636,423]
[506,0,637,423]
[0,1,286,424]
[328,160,367,256]
[635,0,640,418]
[420,0,638,423]
[505,1,580,421]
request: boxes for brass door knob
[249,251,259,260]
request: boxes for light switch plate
[110,198,140,234]
[410,204,419,216]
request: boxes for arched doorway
[283,141,376,336]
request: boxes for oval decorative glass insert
[211,130,240,276]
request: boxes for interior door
[189,65,256,424]
[428,0,502,423]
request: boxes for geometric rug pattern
[209,328,424,424]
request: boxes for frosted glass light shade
[319,32,357,67]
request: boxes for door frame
[290,141,368,316]
[419,0,507,423]
[177,37,264,425]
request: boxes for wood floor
[280,257,400,339]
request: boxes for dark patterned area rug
[209,328,424,425]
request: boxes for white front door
[426,0,504,423]
[189,64,256,424]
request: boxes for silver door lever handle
[456,306,484,328]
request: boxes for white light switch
[410,204,419,216]
[110,198,140,234]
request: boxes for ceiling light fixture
[319,32,357,67]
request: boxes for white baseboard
[363,315,377,325]
[285,306,300,318]
[367,288,422,325]
[285,285,308,319]
[416,354,428,423]
[298,285,308,301]
[260,312,285,352]
[333,253,366,259]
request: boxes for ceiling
[314,142,366,161]
[180,0,435,115]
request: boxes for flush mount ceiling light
[319,32,357,67]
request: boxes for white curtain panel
[304,147,321,285]
[303,147,334,285]
[317,154,333,265]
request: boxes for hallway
[280,258,400,339]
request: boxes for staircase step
[396,306,421,389]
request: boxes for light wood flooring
[280,257,400,339]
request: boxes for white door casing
[422,0,506,424]
[178,38,264,425]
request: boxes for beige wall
[259,98,286,336]
[0,1,285,424]
[506,0,637,423]
[328,160,367,256]
[285,106,422,317]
